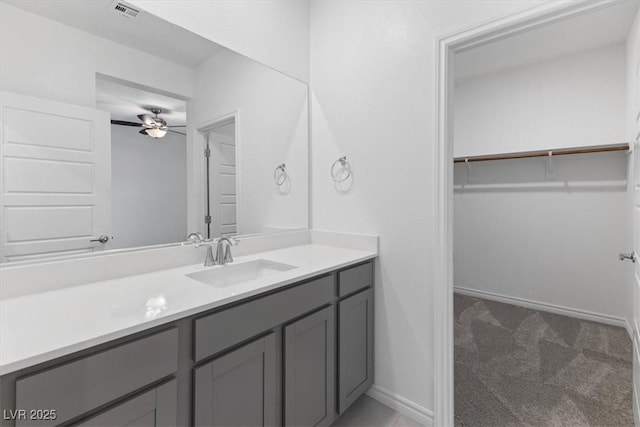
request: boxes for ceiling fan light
[145,127,167,139]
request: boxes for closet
[452,3,639,425]
[453,9,633,323]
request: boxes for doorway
[97,76,188,251]
[434,1,640,425]
[201,117,238,239]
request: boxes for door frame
[432,1,621,424]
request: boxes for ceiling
[3,0,223,68]
[96,77,187,126]
[455,1,640,81]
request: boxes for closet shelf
[453,142,631,163]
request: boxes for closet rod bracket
[465,158,476,183]
[545,151,556,180]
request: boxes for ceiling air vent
[112,2,140,19]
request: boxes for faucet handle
[204,244,217,266]
[223,245,234,263]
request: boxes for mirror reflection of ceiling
[455,1,640,81]
[96,77,187,126]
[2,0,223,68]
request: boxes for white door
[0,92,111,262]
[206,122,237,238]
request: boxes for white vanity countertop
[0,244,377,375]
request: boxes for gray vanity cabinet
[74,380,177,427]
[337,288,374,414]
[284,306,335,427]
[0,260,376,427]
[194,333,278,427]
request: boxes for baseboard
[454,286,628,329]
[366,385,434,426]
[626,320,634,340]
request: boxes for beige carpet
[454,294,634,426]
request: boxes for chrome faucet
[187,232,216,267]
[215,237,238,265]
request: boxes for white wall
[454,45,627,158]
[110,125,187,249]
[625,6,640,425]
[0,2,193,107]
[309,0,544,418]
[128,0,310,83]
[453,45,631,322]
[188,49,308,236]
[453,153,631,319]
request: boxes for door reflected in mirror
[0,0,308,263]
[204,119,237,239]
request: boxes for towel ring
[331,156,351,183]
[273,163,287,186]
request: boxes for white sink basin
[186,259,297,287]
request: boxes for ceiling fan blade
[111,120,141,127]
[168,129,186,136]
[139,129,148,135]
[167,125,187,128]
[137,114,155,126]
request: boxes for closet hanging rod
[453,142,630,163]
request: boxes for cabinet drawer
[195,275,334,361]
[15,328,178,426]
[338,262,373,297]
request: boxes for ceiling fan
[110,107,186,139]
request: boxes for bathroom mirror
[0,0,308,263]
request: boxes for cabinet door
[194,333,277,427]
[338,288,374,414]
[75,379,177,427]
[284,306,335,427]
